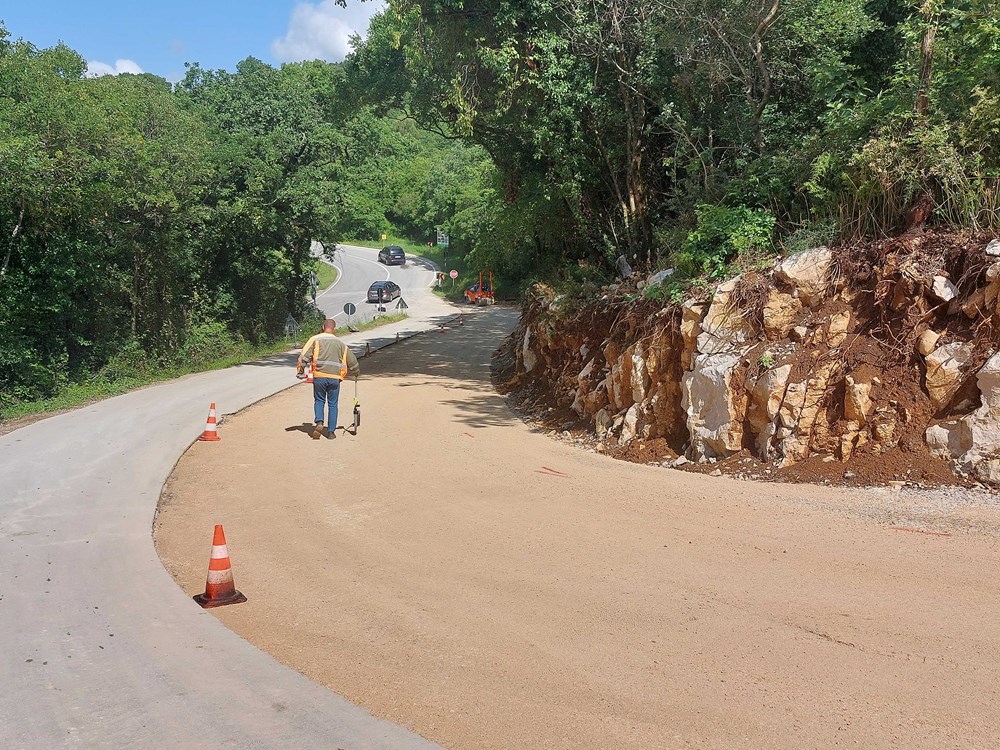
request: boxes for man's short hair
[322,319,336,331]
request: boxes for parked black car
[367,280,401,303]
[378,246,406,266]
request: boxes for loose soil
[157,307,1000,750]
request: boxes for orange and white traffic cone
[304,365,314,384]
[193,524,247,608]
[198,403,221,442]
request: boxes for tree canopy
[348,0,1000,275]
[0,26,486,408]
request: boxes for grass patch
[315,260,338,290]
[0,312,408,427]
[335,311,407,336]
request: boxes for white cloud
[85,59,144,78]
[272,0,383,63]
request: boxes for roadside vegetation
[347,0,1000,300]
[336,312,407,337]
[0,25,483,417]
[314,261,338,292]
[5,1,1000,413]
[3,309,408,423]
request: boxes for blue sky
[0,1,383,81]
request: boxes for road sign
[437,228,450,247]
[343,302,356,316]
[381,233,387,241]
[449,269,459,279]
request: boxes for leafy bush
[181,321,239,365]
[642,283,666,302]
[96,341,147,383]
[674,205,776,279]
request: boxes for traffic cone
[193,525,247,608]
[198,403,221,442]
[304,364,314,384]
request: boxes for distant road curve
[316,243,439,326]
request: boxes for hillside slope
[497,231,1000,488]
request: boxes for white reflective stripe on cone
[206,569,235,584]
[210,545,230,559]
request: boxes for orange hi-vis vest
[300,332,358,380]
[308,337,348,379]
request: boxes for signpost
[436,228,450,247]
[343,302,356,331]
[449,269,458,290]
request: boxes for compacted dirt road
[156,307,1000,750]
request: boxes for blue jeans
[313,378,341,427]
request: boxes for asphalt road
[316,243,437,325]
[0,252,453,749]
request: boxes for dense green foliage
[5,1,1000,410]
[0,25,486,411]
[347,0,1000,281]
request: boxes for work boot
[311,421,324,440]
[326,427,337,439]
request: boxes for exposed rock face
[763,290,800,340]
[682,351,745,459]
[916,329,941,356]
[826,311,851,347]
[774,246,832,306]
[924,342,973,410]
[976,459,1000,487]
[521,328,538,372]
[929,352,1000,466]
[595,408,613,438]
[697,277,748,354]
[747,364,792,457]
[505,236,999,484]
[620,405,640,443]
[845,375,873,424]
[680,301,705,370]
[931,275,959,303]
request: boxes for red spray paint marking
[887,526,951,537]
[535,466,569,478]
[462,432,475,438]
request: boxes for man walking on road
[297,320,360,439]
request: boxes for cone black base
[193,590,247,609]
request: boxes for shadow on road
[284,422,357,440]
[356,309,519,430]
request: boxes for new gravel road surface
[156,306,1000,750]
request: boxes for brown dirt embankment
[500,230,1000,489]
